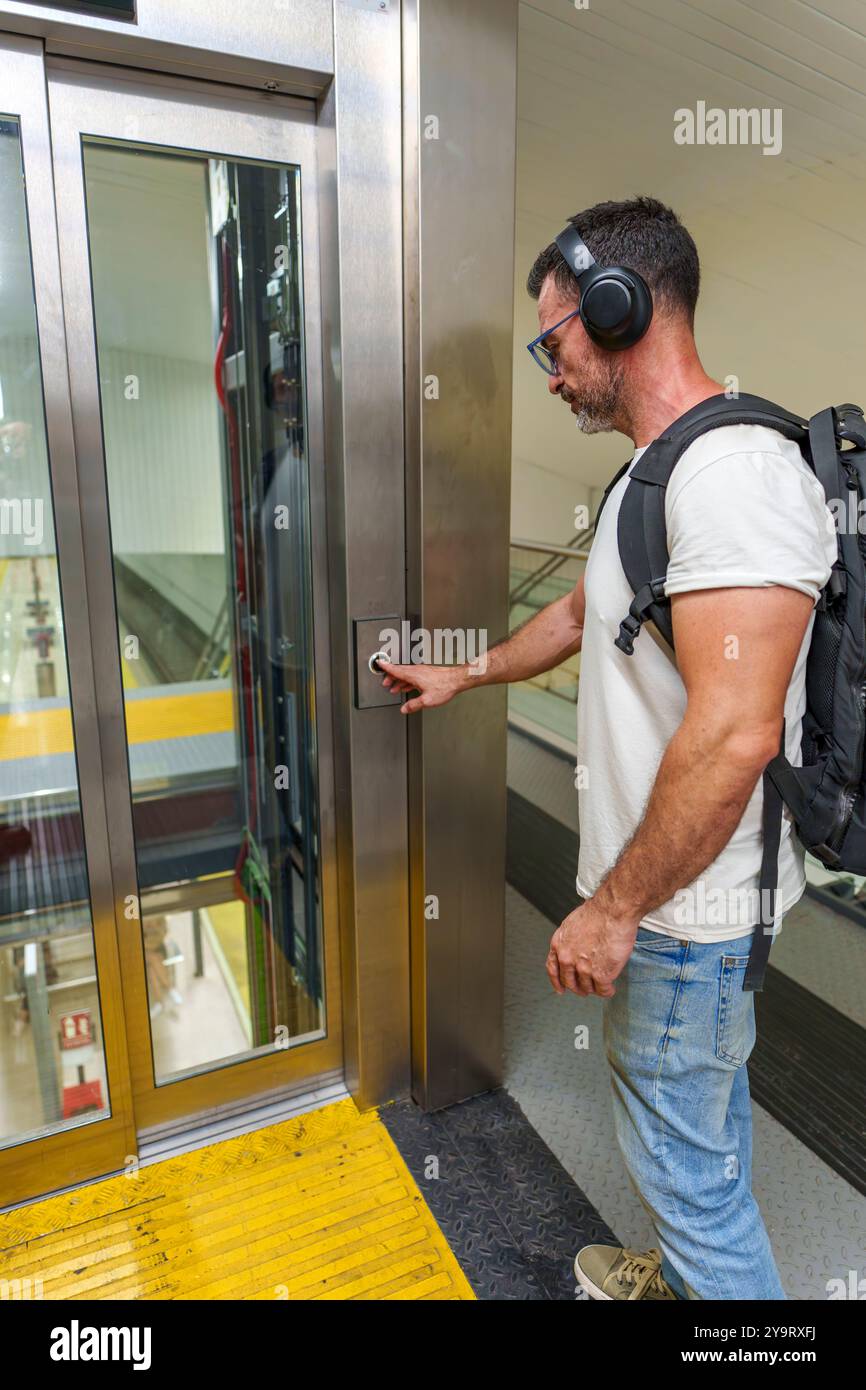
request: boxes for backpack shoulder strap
[614,393,808,655]
[593,455,635,533]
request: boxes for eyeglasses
[526,307,581,375]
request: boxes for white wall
[99,346,225,556]
[512,0,866,544]
[0,127,55,560]
[86,146,226,557]
[0,136,226,563]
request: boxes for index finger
[546,947,564,995]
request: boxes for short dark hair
[526,196,700,325]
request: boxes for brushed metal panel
[0,0,333,94]
[321,0,410,1107]
[353,617,404,710]
[406,0,518,1109]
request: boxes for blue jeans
[602,925,786,1300]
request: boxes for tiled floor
[504,884,866,1299]
[504,726,866,1301]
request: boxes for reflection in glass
[83,142,324,1083]
[0,118,109,1147]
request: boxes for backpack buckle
[836,403,866,449]
[810,841,843,870]
[615,613,642,655]
[614,577,668,656]
[817,563,846,612]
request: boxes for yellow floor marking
[124,688,234,744]
[0,1098,475,1301]
[0,687,234,759]
[0,704,74,759]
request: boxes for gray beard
[574,406,615,435]
[566,361,624,436]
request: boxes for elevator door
[47,62,341,1133]
[0,36,138,1207]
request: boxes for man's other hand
[546,900,639,998]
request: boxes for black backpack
[595,393,866,991]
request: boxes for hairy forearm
[592,715,777,922]
[457,591,582,690]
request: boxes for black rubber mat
[381,1088,619,1300]
[506,786,866,1197]
[507,788,579,926]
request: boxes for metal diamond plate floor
[380,1088,617,1300]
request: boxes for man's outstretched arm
[378,574,586,713]
[547,582,815,998]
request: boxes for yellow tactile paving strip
[0,687,234,759]
[0,1099,475,1301]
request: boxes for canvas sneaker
[574,1244,678,1300]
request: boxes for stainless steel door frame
[402,0,517,1109]
[319,0,411,1109]
[0,0,334,98]
[46,56,343,1130]
[0,33,136,1206]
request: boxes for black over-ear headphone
[554,225,653,350]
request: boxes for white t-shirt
[575,423,838,942]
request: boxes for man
[379,196,836,1300]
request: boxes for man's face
[536,276,625,435]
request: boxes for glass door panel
[82,142,324,1085]
[48,63,340,1127]
[0,116,111,1147]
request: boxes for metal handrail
[509,525,594,606]
[511,538,591,560]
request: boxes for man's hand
[375,579,586,713]
[377,660,468,714]
[546,899,640,998]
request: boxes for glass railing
[507,536,591,750]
